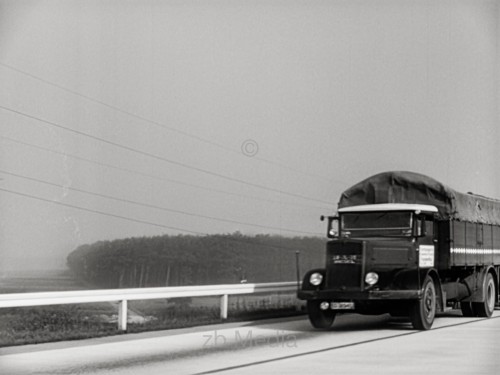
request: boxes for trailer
[298,171,500,330]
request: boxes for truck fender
[425,269,445,312]
[393,268,444,312]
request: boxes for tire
[460,302,478,317]
[473,273,496,318]
[410,276,436,330]
[307,300,336,329]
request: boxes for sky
[0,0,499,272]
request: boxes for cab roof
[338,203,438,213]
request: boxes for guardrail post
[220,294,228,320]
[118,299,128,331]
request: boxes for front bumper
[298,289,422,301]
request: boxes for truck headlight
[365,272,379,286]
[309,272,324,286]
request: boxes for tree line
[66,233,326,288]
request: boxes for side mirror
[414,216,426,237]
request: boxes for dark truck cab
[298,171,500,330]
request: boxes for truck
[298,171,500,330]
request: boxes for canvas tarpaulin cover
[338,171,500,225]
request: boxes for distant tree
[67,233,325,288]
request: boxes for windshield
[340,211,413,238]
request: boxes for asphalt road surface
[1,310,499,375]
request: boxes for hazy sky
[0,0,499,271]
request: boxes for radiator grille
[326,241,364,290]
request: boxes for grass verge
[0,294,305,347]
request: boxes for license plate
[331,302,355,310]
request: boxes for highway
[1,310,499,375]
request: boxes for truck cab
[299,203,440,330]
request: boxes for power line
[0,187,323,251]
[0,61,345,185]
[0,104,332,205]
[0,187,203,235]
[0,62,234,153]
[0,135,329,211]
[0,169,323,236]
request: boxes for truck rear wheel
[307,300,336,329]
[410,276,436,330]
[473,273,496,318]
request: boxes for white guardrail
[0,282,299,331]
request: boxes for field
[0,269,88,293]
[0,270,305,347]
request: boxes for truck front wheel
[410,276,436,330]
[307,300,336,329]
